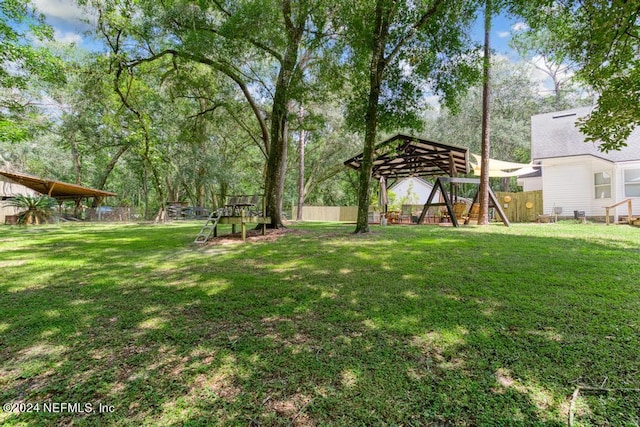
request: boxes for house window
[594,171,611,199]
[624,169,640,197]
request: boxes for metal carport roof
[0,170,116,201]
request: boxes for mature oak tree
[83,0,331,227]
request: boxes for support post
[241,210,246,241]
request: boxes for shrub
[7,194,58,225]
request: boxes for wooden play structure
[194,195,271,243]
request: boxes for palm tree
[7,194,58,225]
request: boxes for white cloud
[422,95,441,113]
[32,0,88,22]
[497,31,510,38]
[31,0,97,49]
[399,59,414,78]
[511,22,529,32]
[529,55,575,96]
[54,29,83,45]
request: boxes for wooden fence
[291,193,542,224]
[495,190,543,223]
[291,206,358,222]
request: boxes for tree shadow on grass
[0,223,639,426]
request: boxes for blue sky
[32,0,94,46]
[476,13,528,58]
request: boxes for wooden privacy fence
[292,193,541,224]
[494,190,542,223]
[291,206,358,222]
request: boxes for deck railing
[605,198,634,225]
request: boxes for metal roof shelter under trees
[344,134,508,227]
[0,170,116,205]
[343,133,470,179]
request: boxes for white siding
[613,161,640,218]
[542,157,595,216]
[388,177,436,205]
[0,202,20,224]
[540,156,634,217]
[588,157,616,216]
[518,176,542,192]
[1,176,38,224]
[1,176,38,198]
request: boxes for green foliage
[0,0,65,143]
[335,0,484,232]
[512,1,640,152]
[338,1,481,133]
[6,194,58,224]
[577,75,640,153]
[424,55,593,171]
[84,0,338,225]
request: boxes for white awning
[470,154,536,177]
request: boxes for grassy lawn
[1,221,639,426]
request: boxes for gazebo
[343,134,508,226]
[344,133,470,178]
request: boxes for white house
[387,176,439,206]
[522,106,640,219]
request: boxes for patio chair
[464,203,479,224]
[453,201,468,222]
[400,205,414,224]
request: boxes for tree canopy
[2,0,637,226]
[513,1,640,152]
[0,0,64,142]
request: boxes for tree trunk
[296,107,306,221]
[265,98,289,228]
[143,166,149,220]
[219,181,228,209]
[146,156,166,224]
[165,176,178,202]
[195,176,205,208]
[501,176,510,192]
[354,1,388,233]
[264,18,303,228]
[92,144,130,207]
[478,0,492,226]
[70,135,82,185]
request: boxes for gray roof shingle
[531,106,640,162]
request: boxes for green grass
[1,221,639,426]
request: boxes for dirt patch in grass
[205,227,305,245]
[265,393,314,426]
